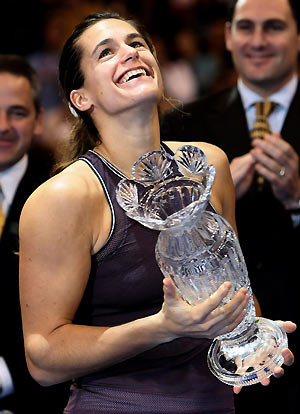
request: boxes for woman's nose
[120,44,139,63]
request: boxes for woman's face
[71,18,163,117]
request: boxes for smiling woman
[117,67,149,84]
[18,11,295,414]
[68,16,162,127]
[55,12,161,171]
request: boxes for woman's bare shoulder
[21,160,102,222]
[163,140,228,167]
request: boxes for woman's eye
[99,48,112,59]
[130,41,145,49]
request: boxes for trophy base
[207,317,288,386]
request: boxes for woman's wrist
[101,312,177,360]
[147,311,179,344]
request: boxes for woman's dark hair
[227,0,300,32]
[57,11,156,171]
[0,54,42,115]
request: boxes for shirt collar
[237,75,298,111]
[0,154,28,206]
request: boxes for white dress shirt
[237,75,298,133]
[0,154,28,399]
[0,357,14,399]
[0,154,28,217]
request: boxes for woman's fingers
[193,282,233,320]
[275,320,297,334]
[260,378,271,386]
[233,322,296,392]
[162,277,187,307]
[233,385,242,394]
[206,286,249,324]
[219,287,249,319]
[162,278,250,339]
[163,278,234,315]
[191,285,249,337]
[281,348,294,366]
[163,277,179,300]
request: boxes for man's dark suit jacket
[0,149,70,413]
[161,86,300,413]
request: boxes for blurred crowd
[2,0,236,160]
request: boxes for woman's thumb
[163,277,180,301]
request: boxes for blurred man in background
[0,54,69,413]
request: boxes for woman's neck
[94,107,161,178]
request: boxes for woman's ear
[70,89,91,112]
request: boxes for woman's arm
[19,162,249,386]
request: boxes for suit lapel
[206,88,251,161]
[0,167,29,256]
[281,83,300,152]
[0,157,48,254]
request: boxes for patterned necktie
[250,101,278,189]
[0,184,5,238]
[250,101,278,141]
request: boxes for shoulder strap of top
[161,142,217,214]
[160,141,175,155]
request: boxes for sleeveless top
[64,144,234,413]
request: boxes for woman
[19,12,295,413]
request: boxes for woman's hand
[159,278,249,342]
[233,320,296,394]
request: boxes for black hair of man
[0,54,42,114]
[227,0,300,33]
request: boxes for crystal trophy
[116,145,287,387]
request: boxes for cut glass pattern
[116,145,287,386]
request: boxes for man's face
[225,0,300,95]
[0,72,42,171]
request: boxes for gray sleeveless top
[64,145,234,413]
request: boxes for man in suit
[161,0,299,412]
[0,55,69,413]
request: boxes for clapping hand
[251,132,300,209]
[230,153,256,199]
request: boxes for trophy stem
[207,317,288,386]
